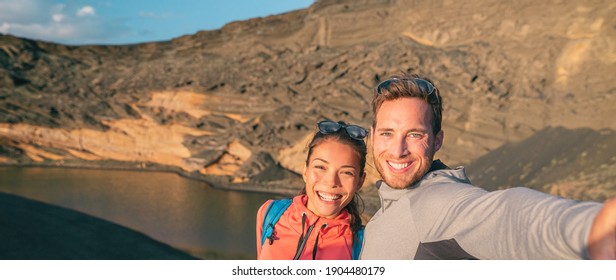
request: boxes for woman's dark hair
[299,121,367,237]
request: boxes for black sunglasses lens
[318,121,342,134]
[376,79,394,95]
[415,79,435,95]
[345,126,368,139]
[318,121,367,140]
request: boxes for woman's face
[303,139,365,219]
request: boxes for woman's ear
[302,162,308,183]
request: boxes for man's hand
[588,198,616,259]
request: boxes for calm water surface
[0,166,279,259]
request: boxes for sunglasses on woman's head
[317,120,368,140]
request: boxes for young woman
[256,120,367,260]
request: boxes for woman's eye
[314,165,326,170]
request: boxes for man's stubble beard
[373,146,435,190]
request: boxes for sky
[0,0,315,45]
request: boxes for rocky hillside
[1,0,615,213]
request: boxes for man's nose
[389,136,409,158]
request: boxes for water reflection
[0,166,276,259]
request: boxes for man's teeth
[388,162,410,170]
[318,192,342,201]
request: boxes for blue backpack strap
[261,198,293,246]
[352,226,364,260]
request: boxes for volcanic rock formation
[1,0,615,213]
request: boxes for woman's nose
[322,171,341,188]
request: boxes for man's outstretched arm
[588,198,616,259]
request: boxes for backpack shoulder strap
[260,198,293,247]
[352,226,364,260]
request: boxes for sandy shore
[0,192,197,260]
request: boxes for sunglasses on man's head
[317,120,368,141]
[376,78,440,104]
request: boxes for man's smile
[387,160,413,172]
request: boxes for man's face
[371,98,443,189]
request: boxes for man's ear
[357,171,366,191]
[434,130,444,152]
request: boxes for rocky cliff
[1,0,615,213]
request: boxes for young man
[360,74,616,259]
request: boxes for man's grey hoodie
[360,161,602,259]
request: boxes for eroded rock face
[1,0,615,210]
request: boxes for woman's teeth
[317,191,342,201]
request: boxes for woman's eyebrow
[312,158,357,169]
[311,158,329,164]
